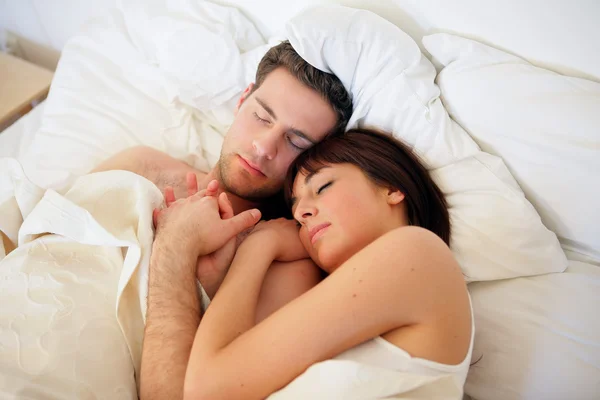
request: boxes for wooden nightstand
[0,52,54,131]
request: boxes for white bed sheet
[0,102,46,160]
[1,2,598,399]
[466,260,600,400]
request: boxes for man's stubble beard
[216,153,282,202]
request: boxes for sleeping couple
[94,41,473,399]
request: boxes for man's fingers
[192,188,208,199]
[218,192,234,219]
[206,179,219,196]
[164,186,176,207]
[224,208,261,238]
[187,172,198,197]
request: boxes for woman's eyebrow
[290,167,330,207]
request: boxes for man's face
[217,67,338,201]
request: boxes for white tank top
[331,296,475,391]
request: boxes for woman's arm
[256,259,322,324]
[184,226,466,399]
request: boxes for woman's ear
[386,188,405,205]
[235,83,255,114]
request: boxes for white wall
[0,0,116,51]
[1,0,598,80]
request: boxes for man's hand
[153,179,261,259]
[245,218,309,262]
[186,174,244,298]
[141,175,260,400]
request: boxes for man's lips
[237,155,265,177]
[309,223,331,245]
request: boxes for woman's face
[291,163,406,273]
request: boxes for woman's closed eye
[317,181,332,195]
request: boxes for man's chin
[218,155,281,201]
[223,177,281,202]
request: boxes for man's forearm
[140,240,201,400]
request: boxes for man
[93,41,352,399]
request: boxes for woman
[183,128,473,398]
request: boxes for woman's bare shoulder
[376,226,458,271]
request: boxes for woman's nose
[294,200,318,222]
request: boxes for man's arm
[92,146,204,198]
[92,146,154,176]
[139,239,201,400]
[140,191,261,400]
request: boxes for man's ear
[386,188,405,206]
[235,83,255,114]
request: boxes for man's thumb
[226,209,261,235]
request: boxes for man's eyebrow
[255,97,277,120]
[290,167,329,207]
[255,97,317,145]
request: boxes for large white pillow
[465,261,600,400]
[22,1,265,193]
[25,3,567,282]
[285,6,566,281]
[423,33,600,262]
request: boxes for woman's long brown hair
[284,128,450,245]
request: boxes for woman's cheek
[300,230,326,270]
[299,231,314,256]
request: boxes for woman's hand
[153,173,261,259]
[244,218,309,262]
[193,180,242,298]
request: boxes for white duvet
[0,159,159,398]
[0,159,464,399]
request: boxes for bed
[1,1,598,399]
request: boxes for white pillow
[27,1,567,282]
[423,33,600,262]
[286,6,566,281]
[466,261,600,400]
[22,2,263,193]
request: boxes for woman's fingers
[187,172,199,197]
[164,186,176,207]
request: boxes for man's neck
[201,169,260,216]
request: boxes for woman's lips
[309,223,331,245]
[237,155,265,177]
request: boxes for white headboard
[1,0,598,81]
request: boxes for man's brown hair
[253,41,352,135]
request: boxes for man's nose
[252,130,278,160]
